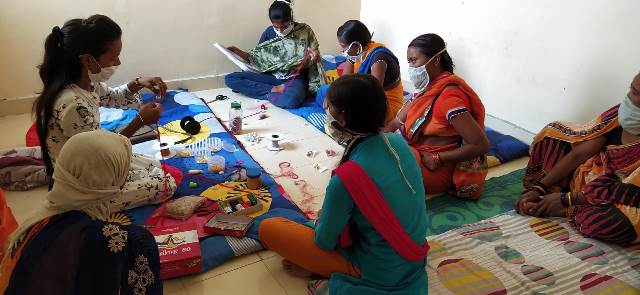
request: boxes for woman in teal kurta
[259,74,428,294]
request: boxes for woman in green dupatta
[224,0,325,109]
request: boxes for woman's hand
[516,190,541,215]
[138,77,168,99]
[227,46,249,61]
[138,102,163,125]
[306,48,320,64]
[531,193,566,217]
[420,152,441,171]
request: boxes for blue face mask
[619,95,640,135]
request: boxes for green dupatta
[248,22,326,93]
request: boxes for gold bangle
[567,192,573,207]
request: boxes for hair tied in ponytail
[52,26,64,48]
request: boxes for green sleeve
[314,175,353,250]
[308,25,320,50]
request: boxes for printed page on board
[214,43,259,72]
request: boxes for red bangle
[432,152,442,167]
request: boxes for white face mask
[87,56,117,83]
[324,106,364,144]
[408,47,447,93]
[343,41,364,63]
[619,95,640,135]
[275,22,294,37]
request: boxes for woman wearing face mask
[1,130,161,295]
[317,20,403,124]
[259,74,428,294]
[386,33,489,200]
[224,0,324,109]
[33,15,176,212]
[516,72,640,246]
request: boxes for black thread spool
[180,116,201,135]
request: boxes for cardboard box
[204,214,253,238]
[149,223,201,279]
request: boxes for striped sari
[525,105,640,245]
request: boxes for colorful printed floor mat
[427,212,640,294]
[115,90,306,274]
[426,169,525,236]
[309,213,640,294]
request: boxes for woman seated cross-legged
[516,72,640,246]
[259,74,428,295]
[386,33,489,200]
[224,0,324,109]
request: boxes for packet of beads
[165,196,205,220]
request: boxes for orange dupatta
[0,219,49,293]
[402,73,488,199]
[403,73,485,148]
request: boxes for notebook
[214,43,259,72]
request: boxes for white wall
[0,0,360,100]
[361,0,640,133]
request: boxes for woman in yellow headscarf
[337,20,404,123]
[1,130,161,295]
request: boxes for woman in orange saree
[516,73,640,246]
[386,34,489,200]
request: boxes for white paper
[214,43,259,72]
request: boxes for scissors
[205,94,229,104]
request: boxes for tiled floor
[0,90,529,295]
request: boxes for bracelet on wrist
[136,112,146,126]
[567,192,574,207]
[534,181,549,193]
[432,152,442,167]
[529,185,547,196]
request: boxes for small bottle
[229,101,243,135]
[246,168,262,190]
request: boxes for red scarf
[333,161,429,262]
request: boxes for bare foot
[271,84,285,94]
[282,259,314,278]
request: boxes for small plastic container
[246,168,262,190]
[222,141,237,153]
[207,155,226,174]
[229,101,243,135]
